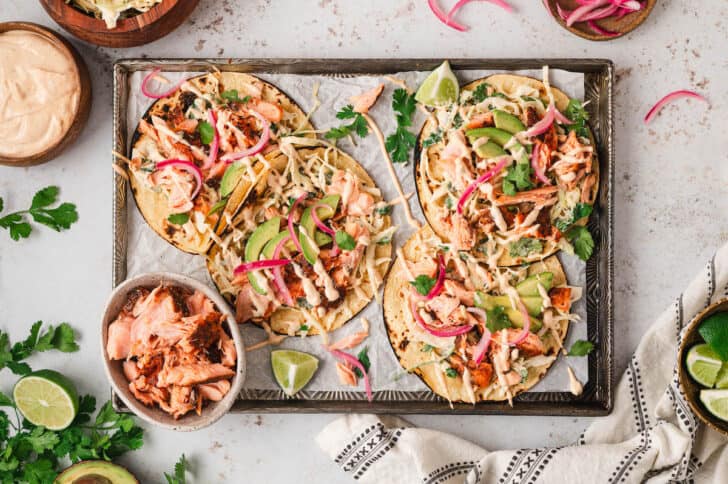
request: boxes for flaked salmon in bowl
[101,272,245,431]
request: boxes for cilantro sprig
[385,89,417,163]
[555,203,593,233]
[0,322,79,376]
[165,454,190,484]
[335,230,356,251]
[410,275,436,296]
[564,99,590,138]
[568,340,595,356]
[485,305,512,333]
[565,226,595,261]
[0,187,78,241]
[325,105,368,141]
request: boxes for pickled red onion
[233,259,290,276]
[531,141,550,185]
[466,307,492,365]
[644,90,708,124]
[272,235,294,306]
[310,204,336,236]
[221,110,271,163]
[328,349,372,402]
[508,298,532,346]
[410,299,474,338]
[457,158,509,214]
[141,68,186,99]
[525,103,571,137]
[156,159,202,200]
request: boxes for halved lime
[686,344,723,387]
[415,61,459,107]
[716,363,728,389]
[271,350,319,396]
[13,369,79,430]
[700,389,728,422]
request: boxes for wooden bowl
[677,297,728,438]
[544,0,656,41]
[39,0,200,48]
[101,272,246,431]
[0,22,91,167]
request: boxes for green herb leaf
[421,344,434,353]
[326,105,369,140]
[354,347,371,378]
[165,454,189,484]
[564,99,590,138]
[221,90,249,104]
[0,186,78,241]
[385,89,417,163]
[470,83,491,104]
[208,198,228,216]
[0,392,13,408]
[452,113,463,129]
[410,275,436,296]
[299,324,309,332]
[198,121,215,145]
[391,89,416,127]
[422,129,443,148]
[485,305,512,333]
[167,213,190,225]
[1,322,79,376]
[445,368,458,378]
[566,226,594,261]
[568,340,595,356]
[376,205,392,216]
[30,186,59,209]
[556,203,594,232]
[502,162,533,195]
[508,238,544,258]
[335,230,356,250]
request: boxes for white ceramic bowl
[101,272,245,431]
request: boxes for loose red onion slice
[457,158,509,214]
[428,0,468,31]
[531,142,550,185]
[644,90,709,124]
[141,68,186,99]
[328,349,372,402]
[508,298,532,346]
[418,254,446,301]
[156,159,202,200]
[272,235,294,306]
[409,299,474,338]
[466,307,492,365]
[310,204,336,236]
[287,193,308,256]
[233,259,291,276]
[202,110,219,170]
[221,110,271,163]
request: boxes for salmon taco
[127,71,313,254]
[206,139,395,337]
[383,226,580,404]
[415,67,599,266]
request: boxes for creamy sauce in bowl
[0,30,81,158]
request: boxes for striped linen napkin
[317,243,728,483]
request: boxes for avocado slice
[299,195,340,247]
[493,109,526,134]
[515,272,554,297]
[55,460,138,484]
[473,140,506,160]
[474,292,543,331]
[244,217,282,294]
[220,161,245,198]
[262,230,296,259]
[466,127,529,164]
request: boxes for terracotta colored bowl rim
[677,297,728,437]
[543,0,657,42]
[0,21,91,167]
[100,272,246,432]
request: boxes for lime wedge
[13,369,79,430]
[686,344,723,387]
[271,350,319,396]
[716,363,728,389]
[415,61,460,107]
[699,312,728,361]
[700,389,728,422]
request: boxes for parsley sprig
[325,105,368,140]
[165,454,190,484]
[0,322,79,376]
[0,187,78,241]
[385,89,417,163]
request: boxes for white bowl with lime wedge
[100,272,246,431]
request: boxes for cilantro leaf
[391,88,416,127]
[376,205,392,216]
[564,99,590,138]
[197,121,215,145]
[0,186,78,241]
[502,162,533,195]
[0,197,3,212]
[30,186,59,210]
[445,368,458,378]
[470,83,491,104]
[0,392,13,408]
[208,198,228,216]
[568,340,595,356]
[422,129,443,148]
[221,89,249,104]
[25,427,59,454]
[485,305,513,333]
[508,238,544,258]
[167,213,190,225]
[555,203,593,232]
[165,454,189,484]
[335,230,356,250]
[385,89,417,163]
[566,226,594,261]
[1,322,79,375]
[326,105,368,141]
[410,275,436,296]
[353,347,370,378]
[421,344,434,353]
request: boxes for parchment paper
[125,67,588,396]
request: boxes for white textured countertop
[1,1,727,482]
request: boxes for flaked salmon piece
[350,84,385,114]
[443,280,475,307]
[328,331,368,351]
[178,313,222,353]
[581,174,596,203]
[450,354,494,388]
[107,314,133,360]
[157,363,234,388]
[335,362,359,387]
[465,112,494,130]
[187,290,216,317]
[235,284,256,323]
[495,186,560,206]
[444,306,478,328]
[198,380,231,402]
[328,170,372,216]
[348,192,375,217]
[129,381,156,406]
[249,99,283,123]
[425,294,461,323]
[219,331,237,368]
[549,287,572,312]
[164,385,195,420]
[123,360,141,381]
[450,213,475,251]
[492,329,545,357]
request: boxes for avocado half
[55,460,138,484]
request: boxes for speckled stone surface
[1,1,727,481]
